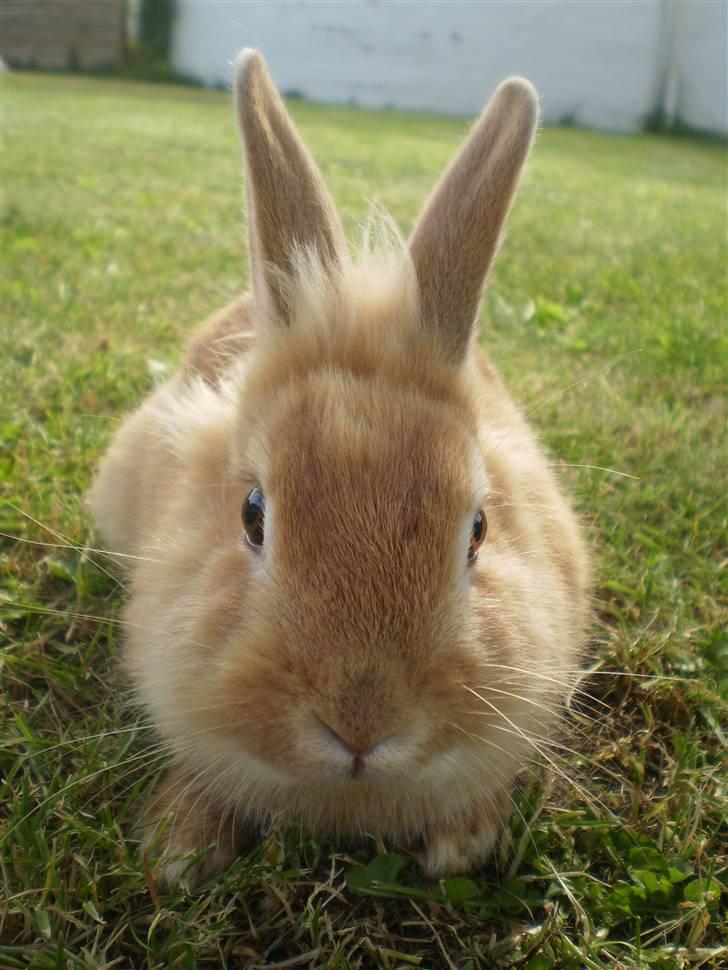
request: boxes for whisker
[549,463,639,480]
[446,721,540,774]
[469,684,601,727]
[76,413,122,422]
[446,722,556,861]
[505,771,555,879]
[1,532,171,565]
[1,601,222,655]
[474,663,611,711]
[463,686,623,823]
[7,503,130,594]
[2,601,126,627]
[2,744,177,845]
[472,671,612,712]
[485,349,642,461]
[153,754,231,860]
[4,707,256,761]
[465,713,632,789]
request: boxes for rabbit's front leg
[421,791,511,876]
[140,767,251,889]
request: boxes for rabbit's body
[91,51,589,885]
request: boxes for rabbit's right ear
[234,50,347,325]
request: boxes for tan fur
[184,295,255,384]
[90,51,589,887]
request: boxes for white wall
[672,0,727,133]
[171,0,726,134]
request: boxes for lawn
[1,73,726,968]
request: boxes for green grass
[1,73,726,968]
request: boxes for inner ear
[234,50,348,326]
[408,77,539,361]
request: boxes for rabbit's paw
[139,768,250,890]
[422,794,509,877]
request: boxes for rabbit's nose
[318,721,366,778]
[317,718,361,756]
[314,715,396,773]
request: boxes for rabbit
[90,49,590,888]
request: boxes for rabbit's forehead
[260,385,484,604]
[265,377,484,516]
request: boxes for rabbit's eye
[242,487,265,547]
[468,510,487,563]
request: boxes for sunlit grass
[2,72,726,968]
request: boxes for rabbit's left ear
[408,77,539,361]
[235,50,348,325]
